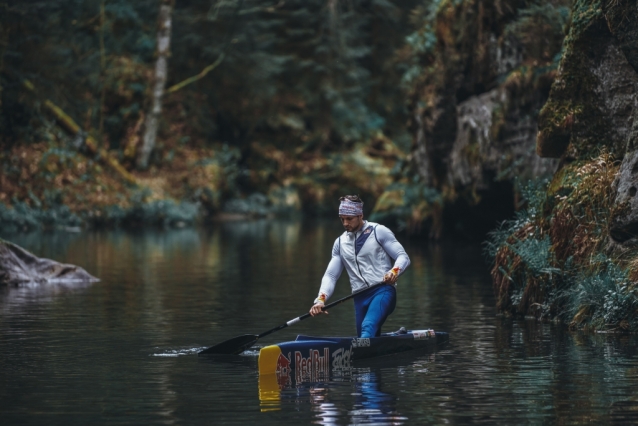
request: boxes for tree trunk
[137,0,174,170]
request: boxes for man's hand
[383,268,400,284]
[309,302,328,316]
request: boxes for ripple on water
[151,347,205,357]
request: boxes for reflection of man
[355,371,397,422]
[309,195,410,337]
[309,371,399,425]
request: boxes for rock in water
[0,240,99,285]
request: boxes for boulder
[0,239,99,285]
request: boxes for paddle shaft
[198,282,390,355]
[256,282,387,340]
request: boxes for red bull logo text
[274,348,331,386]
[273,346,354,387]
[295,348,330,382]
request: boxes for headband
[339,199,363,216]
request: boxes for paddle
[198,282,387,355]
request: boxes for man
[309,195,410,338]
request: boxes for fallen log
[22,79,138,186]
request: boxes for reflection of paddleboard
[258,329,448,380]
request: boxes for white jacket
[315,221,410,302]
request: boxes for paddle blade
[198,334,259,355]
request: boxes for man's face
[339,215,363,232]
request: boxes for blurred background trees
[0,0,572,237]
[1,0,418,155]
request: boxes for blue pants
[354,285,397,338]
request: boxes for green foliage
[484,178,549,259]
[1,0,157,145]
[488,176,638,331]
[562,257,638,329]
[0,202,83,233]
[370,181,442,232]
[516,177,549,219]
[169,0,421,148]
[504,1,571,62]
[223,193,271,217]
[39,147,80,178]
[401,0,444,88]
[193,144,243,191]
[89,189,199,228]
[0,192,199,232]
[214,144,243,195]
[510,235,558,277]
[1,0,421,187]
[119,198,199,228]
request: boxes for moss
[535,0,632,159]
[537,62,610,159]
[488,153,638,330]
[568,0,604,38]
[537,100,580,157]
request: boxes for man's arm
[310,238,343,316]
[376,225,410,283]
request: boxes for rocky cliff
[491,0,638,331]
[372,0,569,238]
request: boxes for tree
[137,0,175,170]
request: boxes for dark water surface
[2,220,638,425]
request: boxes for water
[2,220,638,425]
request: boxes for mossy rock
[537,0,638,159]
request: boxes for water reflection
[0,280,94,314]
[259,350,441,424]
[3,224,638,424]
[260,367,405,424]
[308,372,405,426]
[487,319,638,424]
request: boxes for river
[1,220,638,424]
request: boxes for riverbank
[0,135,403,232]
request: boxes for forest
[1,0,568,236]
[1,0,420,230]
[5,0,638,331]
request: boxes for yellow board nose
[258,344,286,410]
[258,344,283,375]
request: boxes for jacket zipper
[353,229,370,287]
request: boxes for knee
[360,321,376,338]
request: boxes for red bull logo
[295,348,330,383]
[272,347,341,386]
[275,352,292,388]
